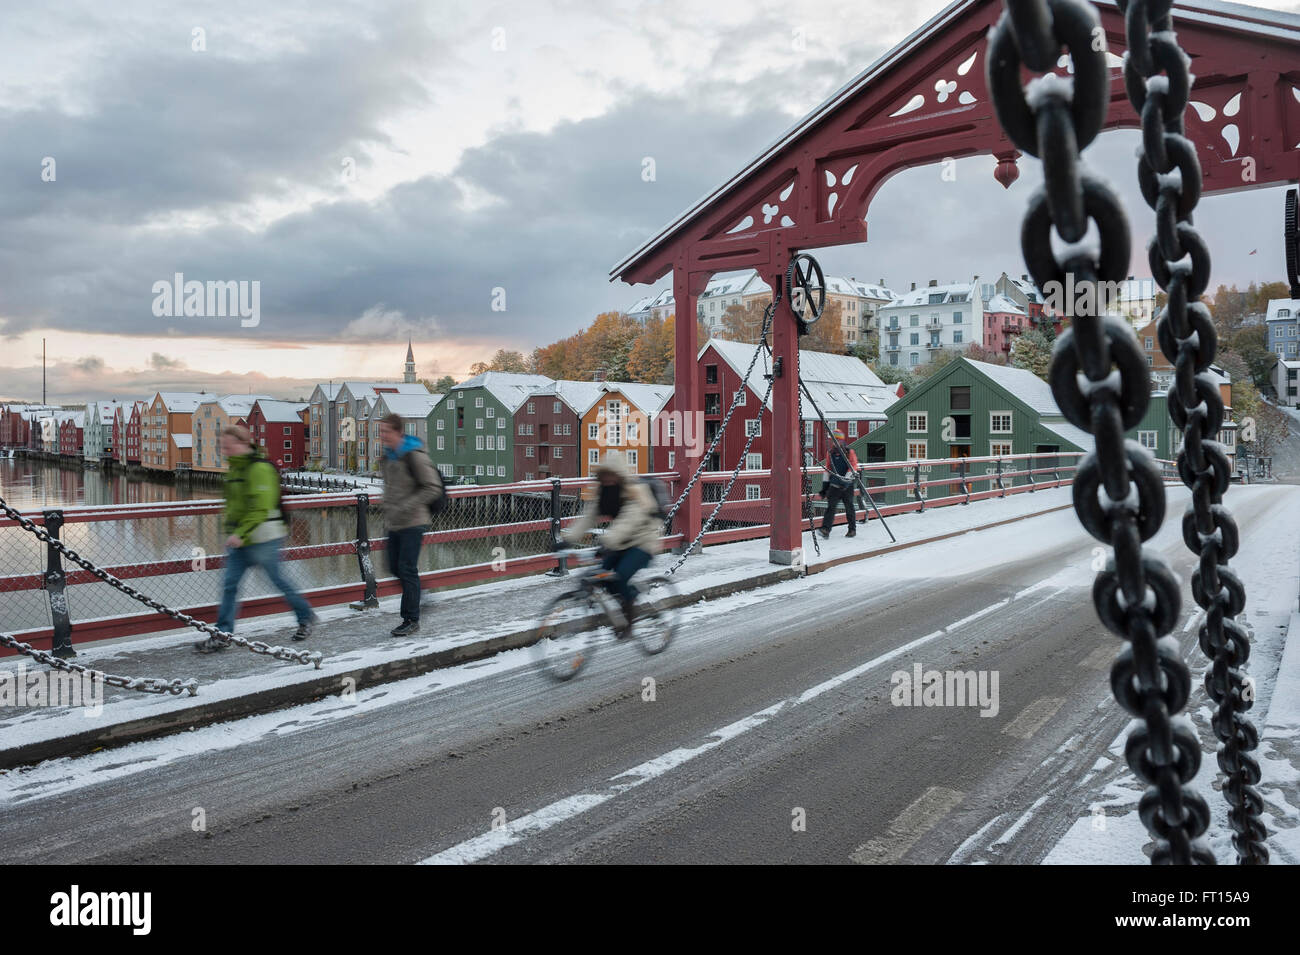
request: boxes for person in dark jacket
[378,413,444,636]
[196,425,317,653]
[819,430,859,539]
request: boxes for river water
[0,456,559,637]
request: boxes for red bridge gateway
[610,0,1300,564]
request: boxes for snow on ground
[1045,484,1300,865]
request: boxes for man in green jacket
[196,425,317,653]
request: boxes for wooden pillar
[672,264,710,549]
[769,268,802,564]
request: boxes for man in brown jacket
[378,413,444,636]
[562,450,661,635]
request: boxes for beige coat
[563,452,662,554]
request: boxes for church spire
[403,339,417,384]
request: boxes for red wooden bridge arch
[610,0,1300,562]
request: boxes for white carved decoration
[726,215,754,235]
[890,93,925,117]
[824,162,860,217]
[889,49,982,119]
[726,178,797,234]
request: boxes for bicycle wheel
[531,587,617,681]
[633,575,679,656]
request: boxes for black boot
[846,526,856,538]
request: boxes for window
[953,311,962,323]
[589,449,599,465]
[1145,337,1154,349]
[518,423,525,435]
[745,419,761,437]
[526,472,534,481]
[494,435,503,450]
[486,407,495,418]
[437,419,444,431]
[497,418,505,429]
[476,397,483,408]
[990,412,1012,433]
[907,412,927,433]
[476,436,484,451]
[954,331,962,344]
[554,446,563,458]
[283,426,291,435]
[705,364,718,384]
[746,485,762,500]
[746,453,762,470]
[847,421,858,438]
[607,401,623,445]
[735,389,747,406]
[525,445,534,457]
[475,465,484,476]
[1137,430,1158,450]
[437,436,445,450]
[588,423,599,440]
[804,421,815,447]
[910,315,919,326]
[561,424,570,435]
[1146,355,1154,367]
[668,451,676,468]
[628,420,639,441]
[553,401,561,414]
[284,440,293,449]
[526,402,534,414]
[627,450,638,467]
[497,466,506,477]
[910,333,919,345]
[705,393,721,415]
[889,353,898,366]
[907,440,927,460]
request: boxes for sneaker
[292,614,318,641]
[846,526,857,538]
[818,528,830,540]
[194,636,229,654]
[390,619,420,637]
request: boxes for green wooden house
[426,372,551,484]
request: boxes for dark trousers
[386,526,425,622]
[821,484,857,532]
[600,546,652,604]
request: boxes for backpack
[640,475,670,520]
[404,449,448,517]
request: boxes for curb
[1,499,1070,769]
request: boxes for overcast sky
[1,0,1297,403]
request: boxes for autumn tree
[1009,327,1054,379]
[871,362,917,394]
[1231,378,1290,458]
[801,299,846,354]
[914,348,961,381]
[964,343,1006,365]
[420,375,457,393]
[626,314,675,384]
[1228,324,1274,387]
[719,300,770,344]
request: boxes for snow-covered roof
[203,394,273,417]
[340,381,430,402]
[171,433,193,449]
[531,380,605,416]
[1008,277,1044,304]
[885,281,978,309]
[58,411,85,428]
[375,393,443,419]
[602,381,674,416]
[705,339,896,419]
[455,372,554,413]
[1266,298,1300,323]
[965,359,1059,414]
[155,392,208,413]
[627,294,657,315]
[311,383,343,401]
[254,399,309,423]
[1037,421,1092,451]
[984,294,1027,315]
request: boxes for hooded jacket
[223,446,285,545]
[380,433,443,531]
[562,451,662,554]
[822,445,860,491]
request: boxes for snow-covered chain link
[0,632,198,696]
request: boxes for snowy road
[3,485,1297,864]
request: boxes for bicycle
[530,545,680,681]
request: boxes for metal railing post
[996,457,1006,497]
[349,492,380,609]
[1027,454,1036,492]
[959,458,969,504]
[42,509,74,658]
[548,478,568,576]
[914,462,924,512]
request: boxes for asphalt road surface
[3,484,1294,865]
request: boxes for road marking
[419,597,1034,865]
[1078,646,1113,671]
[1001,697,1065,739]
[945,598,1011,633]
[850,786,965,864]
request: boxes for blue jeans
[217,539,313,635]
[599,547,652,604]
[386,526,426,622]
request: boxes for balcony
[885,344,900,352]
[926,340,942,350]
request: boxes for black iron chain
[989,0,1214,864]
[1118,0,1267,864]
[0,496,323,670]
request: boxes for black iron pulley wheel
[786,253,826,327]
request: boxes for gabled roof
[171,433,193,449]
[884,281,979,309]
[1266,298,1300,322]
[964,358,1059,414]
[311,383,343,401]
[201,394,274,416]
[338,381,430,402]
[454,372,555,413]
[984,295,1027,315]
[1037,421,1092,451]
[531,380,606,416]
[254,399,310,423]
[601,381,675,416]
[375,393,444,418]
[704,339,896,419]
[154,392,208,413]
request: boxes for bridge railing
[0,453,1173,651]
